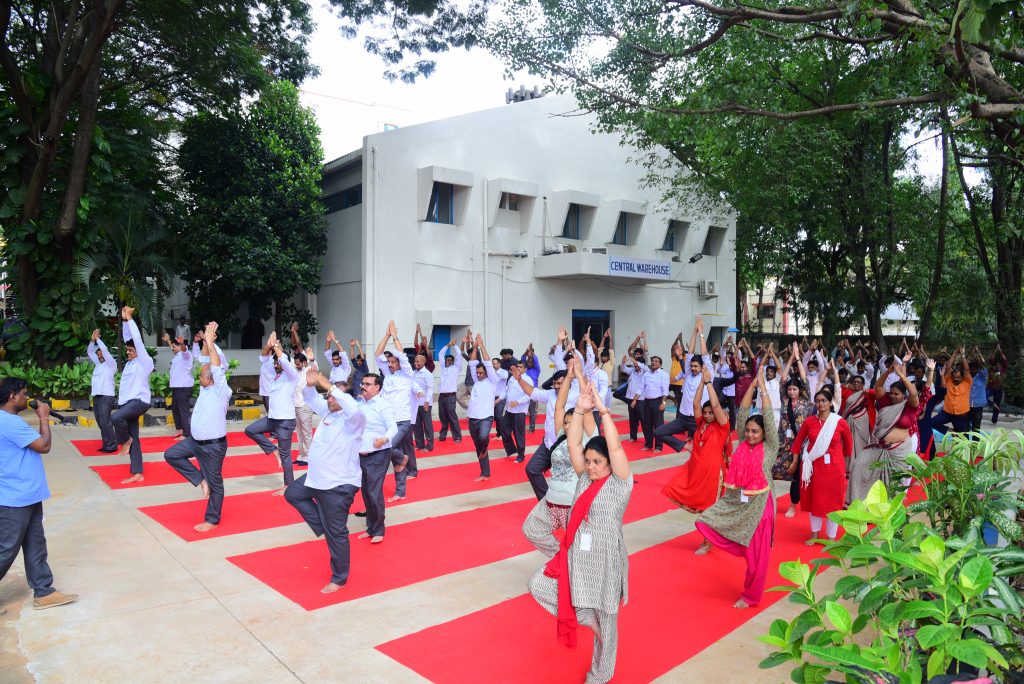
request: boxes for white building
[313,94,737,359]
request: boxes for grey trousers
[655,413,698,453]
[360,449,391,537]
[93,394,117,450]
[438,393,461,441]
[414,405,434,450]
[112,399,150,474]
[391,421,417,496]
[526,441,552,500]
[285,475,359,586]
[468,417,493,477]
[528,398,538,430]
[164,437,227,524]
[0,502,56,598]
[170,387,193,438]
[244,417,296,486]
[493,400,507,441]
[295,405,314,460]
[528,568,619,684]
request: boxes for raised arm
[87,329,101,365]
[696,315,708,356]
[374,324,392,358]
[592,382,629,479]
[289,321,301,352]
[700,366,729,425]
[121,307,154,371]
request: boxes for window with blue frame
[663,219,689,252]
[323,185,362,214]
[426,182,455,224]
[562,203,582,239]
[612,213,629,245]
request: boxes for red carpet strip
[90,453,305,490]
[73,432,260,457]
[226,466,680,610]
[375,496,832,683]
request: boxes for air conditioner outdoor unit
[698,279,719,298]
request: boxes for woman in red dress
[791,385,853,545]
[662,366,731,513]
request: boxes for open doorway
[571,309,611,345]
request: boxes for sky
[299,2,531,161]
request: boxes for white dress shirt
[675,354,711,416]
[118,319,154,405]
[526,385,579,449]
[357,394,398,453]
[191,366,232,441]
[169,349,194,388]
[493,366,510,401]
[622,361,645,400]
[258,354,276,396]
[302,386,364,489]
[758,376,781,413]
[192,342,229,369]
[377,353,415,422]
[716,360,735,397]
[324,349,352,384]
[549,344,567,371]
[437,347,464,393]
[264,355,299,420]
[467,361,501,419]
[504,374,533,415]
[638,363,670,400]
[413,367,434,408]
[86,339,117,397]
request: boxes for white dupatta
[801,412,841,485]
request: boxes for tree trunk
[917,123,948,343]
[54,56,101,243]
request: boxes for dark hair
[701,401,712,412]
[363,373,383,388]
[542,369,568,390]
[889,380,909,395]
[0,377,28,404]
[294,352,307,364]
[651,355,663,365]
[584,435,610,461]
[500,348,514,357]
[744,413,765,435]
[786,378,804,391]
[690,355,704,367]
[331,350,341,358]
[126,339,136,349]
[814,388,834,408]
[851,374,865,384]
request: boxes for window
[426,182,455,224]
[702,225,728,256]
[499,192,520,211]
[612,214,629,245]
[759,304,774,319]
[323,185,362,214]
[562,203,582,239]
[662,219,689,252]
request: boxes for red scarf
[544,474,610,647]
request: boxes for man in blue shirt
[0,378,78,612]
[968,348,990,433]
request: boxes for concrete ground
[2,404,1020,683]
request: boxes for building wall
[332,95,737,359]
[318,156,364,348]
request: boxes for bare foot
[117,438,133,457]
[393,455,409,474]
[199,479,210,498]
[120,473,144,485]
[784,506,797,518]
[321,582,344,594]
[805,536,819,546]
[370,536,384,544]
[271,486,288,497]
[694,540,712,556]
[733,598,750,609]
[358,532,371,539]
[474,476,490,482]
[193,522,218,533]
[386,495,405,503]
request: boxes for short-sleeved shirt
[0,412,50,507]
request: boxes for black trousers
[164,437,227,524]
[170,387,194,438]
[969,406,985,433]
[112,399,150,474]
[655,413,698,453]
[501,411,527,460]
[244,417,296,486]
[990,389,1004,423]
[438,393,461,440]
[0,502,55,598]
[526,441,552,500]
[359,449,391,537]
[528,398,538,430]
[285,475,359,586]
[93,394,117,450]
[641,398,665,449]
[468,417,493,476]
[391,421,417,496]
[493,400,507,442]
[627,399,643,440]
[414,405,434,450]
[928,410,971,455]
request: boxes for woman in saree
[848,359,920,501]
[527,378,631,684]
[694,365,777,609]
[774,373,814,518]
[661,365,731,513]
[792,385,853,545]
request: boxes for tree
[0,0,316,363]
[177,80,327,336]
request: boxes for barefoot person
[467,334,503,482]
[86,329,118,453]
[244,331,299,495]
[375,320,417,501]
[163,323,233,533]
[285,371,366,592]
[0,378,78,611]
[527,379,632,684]
[694,366,778,609]
[111,306,154,485]
[355,373,397,544]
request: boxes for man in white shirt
[491,356,510,443]
[354,372,398,544]
[258,334,277,414]
[289,349,317,467]
[621,331,648,441]
[655,319,711,452]
[174,316,190,341]
[412,352,435,452]
[638,355,670,451]
[111,307,155,485]
[86,329,118,453]
[436,339,464,443]
[162,331,194,441]
[501,358,533,462]
[163,323,233,533]
[323,330,352,384]
[244,331,299,495]
[466,335,503,482]
[285,370,366,591]
[375,321,418,501]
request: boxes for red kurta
[662,418,730,513]
[791,414,853,517]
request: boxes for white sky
[299,2,531,161]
